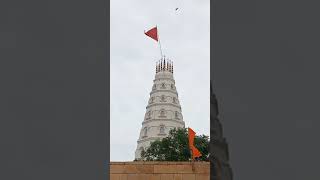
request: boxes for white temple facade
[135,58,185,160]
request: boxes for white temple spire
[135,58,185,160]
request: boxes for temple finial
[172,62,173,73]
[156,61,158,73]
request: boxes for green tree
[140,128,209,161]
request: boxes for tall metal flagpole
[157,25,163,58]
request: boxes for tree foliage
[140,128,209,161]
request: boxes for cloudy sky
[110,0,210,161]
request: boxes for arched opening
[159,125,165,134]
[175,111,179,119]
[159,109,166,117]
[172,97,177,103]
[142,127,148,137]
[160,95,166,102]
[161,83,166,89]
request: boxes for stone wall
[110,161,210,180]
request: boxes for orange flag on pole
[144,26,163,57]
[144,26,158,42]
[188,127,202,160]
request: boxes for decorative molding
[172,97,177,104]
[157,133,166,136]
[153,78,175,83]
[150,89,178,96]
[146,102,181,109]
[160,95,166,102]
[142,119,185,126]
[171,84,176,90]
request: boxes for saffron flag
[188,127,202,160]
[144,26,158,42]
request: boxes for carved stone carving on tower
[135,58,185,160]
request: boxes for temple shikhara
[135,58,185,160]
[210,82,233,180]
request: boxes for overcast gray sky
[110,0,210,161]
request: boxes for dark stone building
[210,82,233,180]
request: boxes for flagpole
[191,148,195,171]
[159,39,163,58]
[157,25,163,58]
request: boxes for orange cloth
[188,128,202,159]
[144,26,158,42]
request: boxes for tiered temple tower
[210,82,233,180]
[135,58,185,160]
